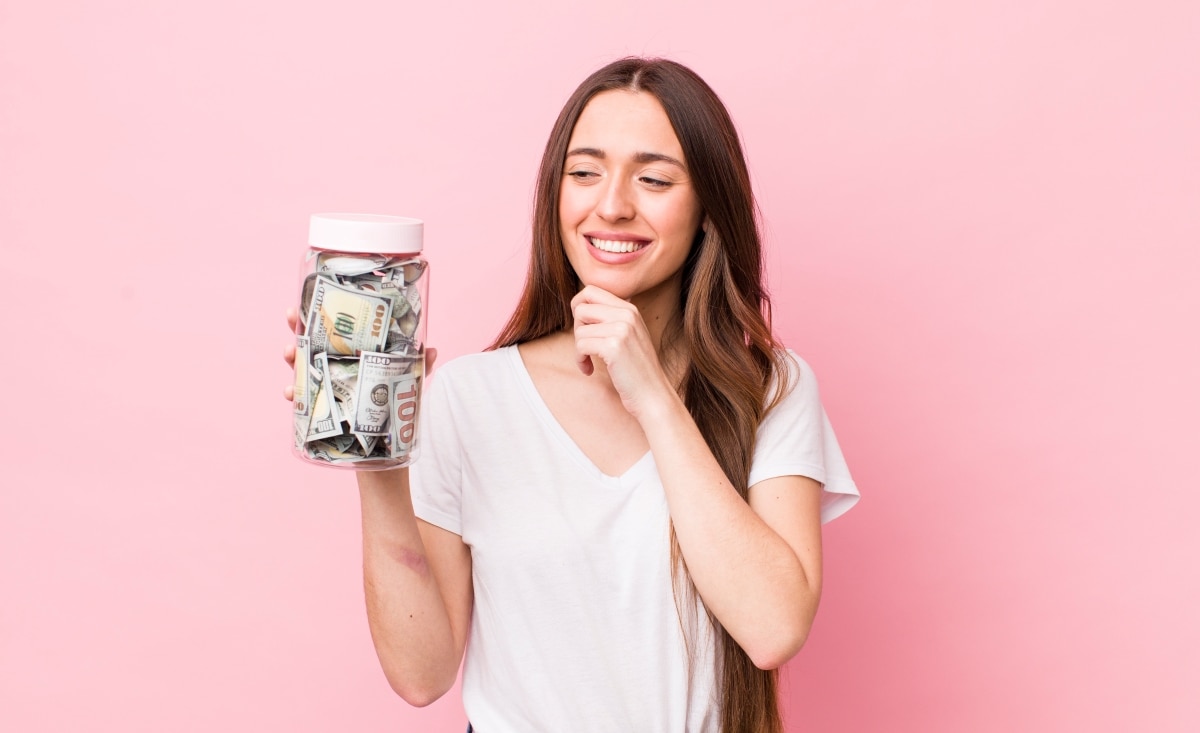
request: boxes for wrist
[633,383,689,426]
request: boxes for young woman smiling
[289,57,859,733]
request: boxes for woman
[288,57,857,732]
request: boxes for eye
[566,170,599,181]
[640,176,672,189]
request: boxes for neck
[627,275,689,384]
[625,265,685,341]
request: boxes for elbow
[745,604,817,670]
[748,626,810,671]
[747,580,822,670]
[384,670,454,708]
[389,679,450,708]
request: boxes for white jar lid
[308,213,423,254]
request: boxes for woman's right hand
[282,307,299,401]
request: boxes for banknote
[306,353,344,442]
[308,434,360,463]
[355,278,408,320]
[385,320,413,353]
[292,336,312,416]
[389,371,421,459]
[327,357,359,406]
[400,260,426,284]
[305,275,393,356]
[352,351,420,436]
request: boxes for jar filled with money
[292,213,429,470]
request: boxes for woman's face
[559,90,703,304]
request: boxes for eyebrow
[566,147,686,169]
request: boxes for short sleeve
[748,351,860,524]
[409,365,464,535]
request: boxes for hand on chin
[569,285,674,419]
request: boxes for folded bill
[306,275,393,356]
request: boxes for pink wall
[2,1,1197,731]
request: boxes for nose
[595,175,635,222]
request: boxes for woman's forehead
[567,90,686,163]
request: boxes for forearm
[358,469,463,705]
[641,394,820,669]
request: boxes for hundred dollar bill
[299,274,317,325]
[399,259,427,284]
[397,308,419,339]
[404,283,422,316]
[316,434,359,462]
[326,357,359,405]
[352,351,419,436]
[306,353,344,442]
[305,275,393,356]
[385,320,413,353]
[388,371,421,459]
[356,434,380,455]
[292,336,312,416]
[326,356,377,454]
[355,278,409,320]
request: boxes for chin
[579,278,633,299]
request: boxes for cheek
[558,185,589,227]
[651,196,702,239]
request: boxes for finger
[571,284,628,310]
[426,347,438,372]
[572,302,637,327]
[577,353,594,376]
[286,306,298,332]
[284,343,296,367]
[283,384,294,402]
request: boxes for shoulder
[513,331,574,369]
[767,348,821,407]
[423,348,521,411]
[431,347,516,382]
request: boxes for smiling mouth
[588,237,648,254]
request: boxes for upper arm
[747,475,824,597]
[416,518,474,664]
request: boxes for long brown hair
[491,57,787,733]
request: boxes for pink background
[2,1,1197,731]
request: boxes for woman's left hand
[570,285,678,419]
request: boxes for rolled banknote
[305,275,394,356]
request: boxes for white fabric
[411,346,859,733]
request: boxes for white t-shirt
[411,346,858,733]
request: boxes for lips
[587,236,649,253]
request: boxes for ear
[701,217,712,234]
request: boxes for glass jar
[291,213,428,470]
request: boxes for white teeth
[589,238,646,253]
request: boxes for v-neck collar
[505,345,655,489]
